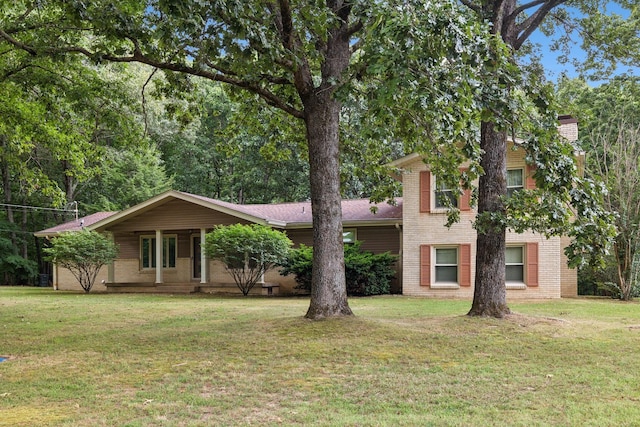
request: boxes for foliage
[151,80,311,203]
[0,228,38,285]
[43,230,118,292]
[77,144,172,211]
[557,77,640,300]
[281,242,396,296]
[204,224,292,296]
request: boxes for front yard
[1,288,639,426]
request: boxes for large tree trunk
[468,121,510,317]
[303,94,352,319]
[300,1,353,319]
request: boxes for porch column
[200,228,207,284]
[107,232,115,283]
[155,229,163,284]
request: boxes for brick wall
[400,145,575,299]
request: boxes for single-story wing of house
[35,191,403,295]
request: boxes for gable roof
[35,190,402,237]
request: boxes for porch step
[106,283,200,294]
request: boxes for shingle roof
[186,192,402,225]
[35,211,118,237]
[35,191,402,236]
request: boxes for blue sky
[527,3,638,83]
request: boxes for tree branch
[0,29,37,55]
[459,0,482,14]
[0,30,305,119]
[513,0,567,49]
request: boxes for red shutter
[459,244,471,286]
[525,165,537,189]
[459,168,471,211]
[526,242,539,287]
[420,245,431,287]
[420,171,431,213]
[460,189,471,211]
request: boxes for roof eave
[284,219,401,230]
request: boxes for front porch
[105,282,281,295]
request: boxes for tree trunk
[468,121,511,317]
[300,2,353,319]
[303,93,352,319]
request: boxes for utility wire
[0,203,76,213]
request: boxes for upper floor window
[141,235,177,269]
[507,169,524,197]
[435,180,458,208]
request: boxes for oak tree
[458,0,632,317]
[0,0,492,318]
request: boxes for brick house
[37,118,579,298]
[36,192,403,295]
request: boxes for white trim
[433,246,459,285]
[200,228,207,284]
[155,230,163,284]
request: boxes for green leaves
[44,230,119,292]
[204,224,292,295]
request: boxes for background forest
[0,5,638,298]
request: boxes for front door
[192,236,201,280]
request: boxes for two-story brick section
[390,116,579,298]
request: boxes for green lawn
[1,288,640,426]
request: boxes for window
[505,246,524,282]
[435,179,457,208]
[507,169,524,197]
[141,235,177,269]
[435,248,458,283]
[342,229,357,244]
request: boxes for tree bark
[303,94,352,319]
[467,0,520,318]
[301,1,353,319]
[468,121,511,317]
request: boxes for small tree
[43,230,118,293]
[204,224,292,296]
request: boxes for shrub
[44,230,119,292]
[281,241,396,296]
[204,224,292,296]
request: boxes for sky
[527,3,638,84]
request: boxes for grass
[1,288,640,426]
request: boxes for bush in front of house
[204,224,292,296]
[281,241,396,296]
[44,230,119,292]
